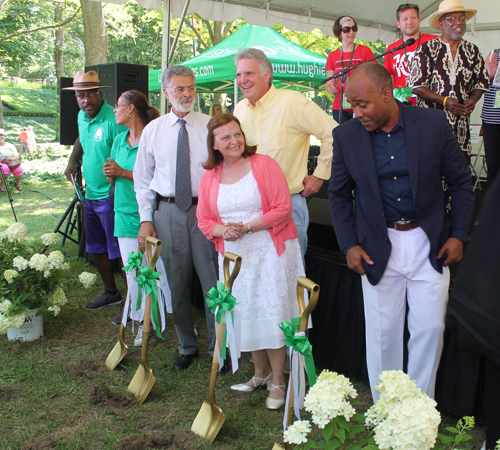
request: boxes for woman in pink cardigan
[197,114,305,411]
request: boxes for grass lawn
[0,151,487,450]
[2,116,58,144]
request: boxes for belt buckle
[394,220,411,230]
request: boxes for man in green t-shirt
[64,71,127,322]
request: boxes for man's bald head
[349,62,394,93]
[345,63,399,133]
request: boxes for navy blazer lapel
[355,120,384,208]
[403,106,419,201]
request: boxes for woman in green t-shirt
[104,90,159,345]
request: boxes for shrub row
[3,110,57,118]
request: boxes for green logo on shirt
[94,127,105,142]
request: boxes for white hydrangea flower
[48,305,61,316]
[62,262,70,271]
[303,370,357,428]
[9,312,26,328]
[47,251,64,270]
[79,272,97,289]
[0,315,11,334]
[41,233,60,246]
[29,254,49,272]
[0,300,13,314]
[284,420,311,444]
[12,256,29,271]
[4,269,18,283]
[48,287,67,306]
[495,439,500,450]
[4,223,28,242]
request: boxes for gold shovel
[191,252,242,442]
[275,276,320,450]
[127,236,162,407]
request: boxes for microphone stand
[325,38,417,123]
[0,169,18,222]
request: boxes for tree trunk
[0,95,4,129]
[54,4,64,90]
[80,0,107,65]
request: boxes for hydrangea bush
[283,370,474,450]
[0,223,97,334]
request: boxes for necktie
[175,119,192,213]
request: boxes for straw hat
[429,0,477,30]
[62,70,110,91]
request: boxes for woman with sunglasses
[326,16,375,124]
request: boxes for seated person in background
[0,128,23,192]
[209,103,223,116]
[197,114,305,411]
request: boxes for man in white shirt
[134,65,218,370]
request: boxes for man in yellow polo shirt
[234,48,336,258]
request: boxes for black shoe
[219,359,232,375]
[111,306,131,326]
[85,290,122,310]
[174,352,199,371]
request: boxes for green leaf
[352,413,365,424]
[323,421,335,441]
[437,434,454,445]
[305,439,318,448]
[445,427,459,433]
[336,416,349,430]
[325,441,341,450]
[362,445,380,450]
[348,425,366,437]
[455,434,472,443]
[334,428,345,443]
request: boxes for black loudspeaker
[59,77,81,145]
[85,63,149,107]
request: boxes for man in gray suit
[134,65,218,370]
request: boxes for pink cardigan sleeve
[252,154,293,234]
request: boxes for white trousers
[118,237,144,323]
[361,227,450,402]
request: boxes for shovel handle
[146,236,162,270]
[223,252,242,290]
[296,276,319,332]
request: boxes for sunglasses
[341,25,358,33]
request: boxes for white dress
[217,170,305,352]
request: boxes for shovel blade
[105,340,127,371]
[272,445,285,450]
[191,401,226,443]
[127,364,156,407]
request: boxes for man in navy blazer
[328,63,474,401]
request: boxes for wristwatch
[246,223,253,234]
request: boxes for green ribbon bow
[394,85,413,101]
[279,317,316,387]
[205,280,238,360]
[122,251,143,274]
[134,266,163,339]
[205,280,238,324]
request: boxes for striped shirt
[481,50,500,125]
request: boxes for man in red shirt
[18,128,28,153]
[384,3,436,105]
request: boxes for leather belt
[387,221,419,231]
[157,195,198,205]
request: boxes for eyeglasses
[341,25,358,33]
[115,103,127,108]
[75,92,99,100]
[168,86,195,94]
[441,16,467,24]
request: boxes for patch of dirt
[0,387,15,401]
[117,424,199,450]
[90,382,132,411]
[20,437,55,450]
[68,360,100,380]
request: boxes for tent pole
[160,0,172,115]
[234,78,238,107]
[169,0,191,64]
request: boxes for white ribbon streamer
[214,305,241,373]
[282,333,308,431]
